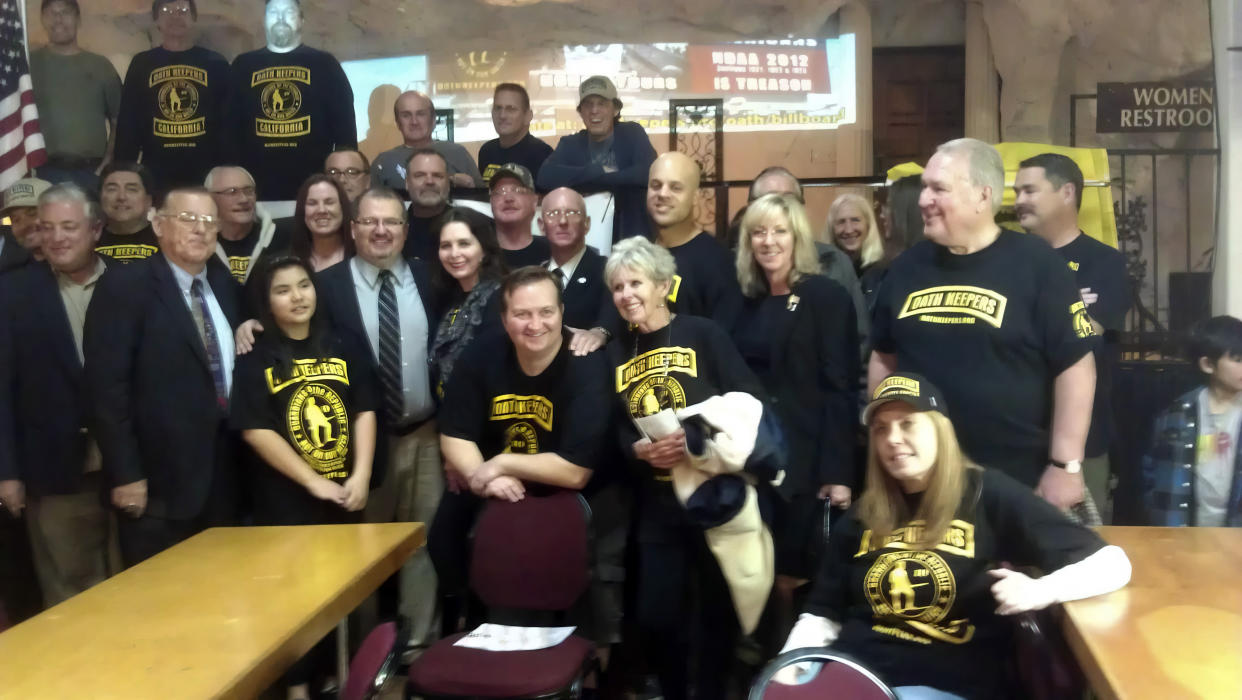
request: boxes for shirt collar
[164,254,209,293]
[547,245,587,281]
[353,255,411,289]
[55,256,107,289]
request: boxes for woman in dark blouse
[289,173,354,272]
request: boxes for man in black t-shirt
[96,162,159,263]
[432,267,612,634]
[1016,153,1129,518]
[403,149,452,263]
[870,138,1097,510]
[489,163,549,268]
[478,83,553,184]
[648,152,743,332]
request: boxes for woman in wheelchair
[779,372,1131,699]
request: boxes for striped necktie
[189,279,228,410]
[377,269,404,424]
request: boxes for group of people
[5,0,1235,699]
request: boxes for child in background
[1142,315,1242,526]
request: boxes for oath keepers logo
[863,550,973,644]
[503,423,539,454]
[898,285,1008,328]
[490,394,553,454]
[1070,300,1096,339]
[252,66,311,138]
[149,65,207,139]
[288,383,350,473]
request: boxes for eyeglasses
[490,186,532,198]
[326,168,367,179]
[211,186,256,198]
[543,209,585,221]
[159,5,192,16]
[354,217,406,229]
[156,211,219,231]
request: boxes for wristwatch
[1050,458,1082,474]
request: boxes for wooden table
[0,523,423,699]
[1061,526,1242,700]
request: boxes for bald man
[647,152,743,332]
[371,91,484,192]
[538,187,616,336]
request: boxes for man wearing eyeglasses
[315,186,442,656]
[489,164,549,269]
[539,187,616,348]
[324,149,372,203]
[114,0,229,192]
[205,166,285,284]
[84,186,244,566]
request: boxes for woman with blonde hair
[827,192,886,308]
[780,372,1132,699]
[733,193,859,647]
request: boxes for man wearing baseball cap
[1,178,54,272]
[488,163,549,268]
[537,75,656,242]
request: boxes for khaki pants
[364,420,444,647]
[26,483,118,607]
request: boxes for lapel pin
[787,294,800,311]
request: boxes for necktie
[190,279,228,410]
[377,269,404,425]
[551,266,565,291]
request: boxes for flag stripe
[0,10,47,189]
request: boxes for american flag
[0,0,44,189]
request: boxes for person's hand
[483,475,525,502]
[468,459,504,495]
[445,464,469,494]
[1079,287,1099,306]
[306,476,347,505]
[632,430,686,470]
[989,568,1058,615]
[111,479,148,518]
[0,479,25,517]
[1035,464,1085,510]
[568,327,607,356]
[818,483,852,509]
[341,474,369,511]
[450,173,475,188]
[234,319,264,355]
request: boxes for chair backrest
[469,489,590,611]
[342,621,400,700]
[749,648,898,700]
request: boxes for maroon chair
[407,489,595,698]
[342,621,401,700]
[749,648,897,700]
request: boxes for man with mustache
[1016,153,1128,519]
[0,179,53,273]
[96,162,159,263]
[226,0,356,200]
[402,149,454,263]
[372,92,484,192]
[206,166,285,285]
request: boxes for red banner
[687,45,830,95]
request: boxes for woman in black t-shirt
[605,236,765,700]
[230,255,378,699]
[779,372,1131,699]
[290,174,354,272]
[429,207,508,396]
[735,194,859,644]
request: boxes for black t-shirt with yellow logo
[806,468,1105,698]
[872,230,1096,486]
[227,45,357,200]
[114,46,230,190]
[96,225,159,263]
[608,314,764,540]
[438,329,611,488]
[230,333,376,525]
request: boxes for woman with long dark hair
[429,207,508,395]
[290,174,355,271]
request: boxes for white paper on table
[452,624,576,651]
[633,408,681,442]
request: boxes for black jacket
[84,255,242,519]
[0,232,29,275]
[555,246,619,333]
[0,260,114,495]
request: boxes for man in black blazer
[0,229,30,275]
[0,184,115,605]
[85,186,243,567]
[538,187,617,347]
[317,186,442,650]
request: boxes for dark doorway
[872,46,965,175]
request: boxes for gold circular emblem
[261,81,303,120]
[455,50,508,79]
[287,383,350,473]
[503,421,539,454]
[863,550,956,623]
[1072,306,1095,339]
[158,80,200,121]
[627,375,687,417]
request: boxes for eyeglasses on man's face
[543,209,585,221]
[353,217,406,230]
[211,186,256,198]
[327,168,367,179]
[490,186,533,198]
[159,5,192,16]
[156,211,219,231]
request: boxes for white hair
[203,165,257,191]
[936,138,1004,214]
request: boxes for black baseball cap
[863,372,948,424]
